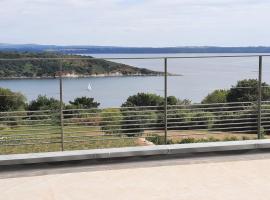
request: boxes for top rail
[1,54,270,61]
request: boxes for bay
[0,53,270,108]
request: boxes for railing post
[257,56,262,139]
[164,58,168,144]
[59,61,64,151]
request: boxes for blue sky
[0,0,270,47]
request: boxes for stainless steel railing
[0,54,270,154]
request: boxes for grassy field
[0,125,141,155]
[0,124,265,155]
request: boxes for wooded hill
[0,52,164,78]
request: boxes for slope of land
[0,52,165,78]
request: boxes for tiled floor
[1,154,270,200]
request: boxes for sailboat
[87,83,92,91]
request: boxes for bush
[121,109,159,137]
[146,134,174,145]
[227,79,270,102]
[28,95,61,111]
[202,89,228,104]
[164,109,193,130]
[100,108,123,135]
[190,112,215,130]
[122,93,164,107]
[0,88,26,111]
[69,96,100,109]
[179,137,220,144]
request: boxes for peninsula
[0,52,166,78]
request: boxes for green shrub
[146,134,174,145]
[121,109,159,137]
[190,112,215,130]
[100,108,123,135]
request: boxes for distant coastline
[2,44,270,54]
[0,73,182,80]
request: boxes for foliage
[100,108,123,135]
[201,89,228,104]
[165,109,193,129]
[145,134,173,145]
[0,88,26,111]
[227,79,270,102]
[121,93,189,136]
[190,112,215,130]
[121,109,159,136]
[0,52,162,78]
[122,93,164,107]
[122,93,190,107]
[69,96,100,109]
[28,95,62,111]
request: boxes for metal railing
[0,54,270,154]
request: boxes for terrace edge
[1,139,270,166]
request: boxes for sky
[0,0,270,47]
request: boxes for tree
[121,93,164,107]
[0,88,26,111]
[121,93,163,136]
[121,93,188,107]
[227,79,270,102]
[167,96,191,105]
[28,95,61,110]
[69,96,100,109]
[120,93,191,136]
[202,89,228,104]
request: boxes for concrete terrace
[1,151,270,200]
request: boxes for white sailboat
[87,83,92,91]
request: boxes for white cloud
[0,0,270,46]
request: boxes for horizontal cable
[1,137,61,142]
[167,113,257,120]
[64,105,163,112]
[167,125,257,131]
[0,110,52,115]
[167,105,254,111]
[167,118,258,125]
[63,109,163,117]
[0,127,60,133]
[63,113,162,121]
[0,132,60,137]
[0,141,61,147]
[63,126,163,134]
[168,101,255,107]
[0,114,54,119]
[63,118,159,126]
[63,122,163,130]
[167,109,256,116]
[0,124,55,128]
[0,119,53,123]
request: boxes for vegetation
[100,108,123,135]
[122,93,164,107]
[0,88,26,111]
[1,78,270,154]
[28,95,61,111]
[121,93,189,136]
[147,135,254,145]
[227,79,270,102]
[203,79,270,104]
[0,52,164,78]
[202,89,228,104]
[69,96,100,109]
